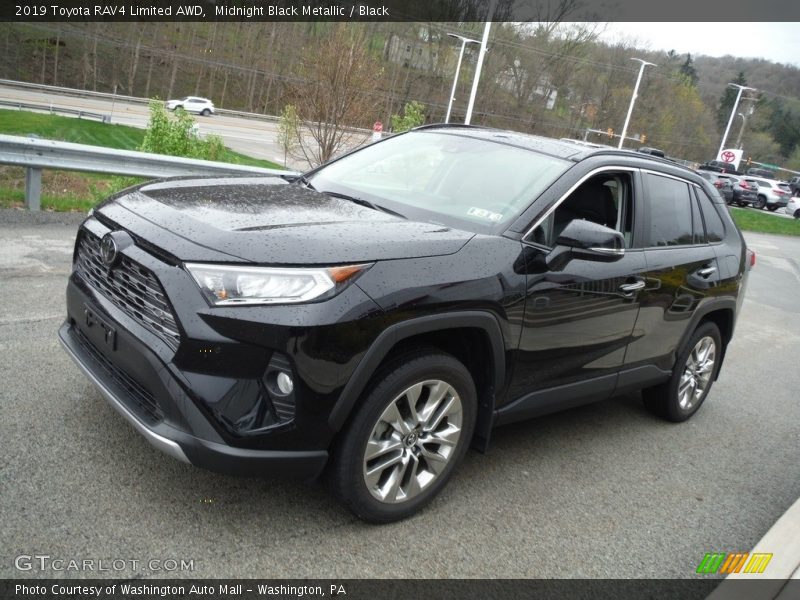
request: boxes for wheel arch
[678,301,736,378]
[327,311,506,449]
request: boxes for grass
[0,109,284,211]
[729,206,800,236]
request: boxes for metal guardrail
[0,134,296,211]
[0,98,109,122]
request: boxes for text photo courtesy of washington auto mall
[1,1,799,599]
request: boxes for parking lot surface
[1,210,798,579]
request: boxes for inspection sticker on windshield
[467,207,503,222]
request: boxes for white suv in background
[165,96,215,116]
[752,179,791,211]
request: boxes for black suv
[60,125,750,522]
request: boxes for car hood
[96,177,474,264]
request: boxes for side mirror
[546,219,625,271]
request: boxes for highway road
[0,83,369,170]
[1,208,798,579]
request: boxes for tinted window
[695,189,725,242]
[644,174,694,247]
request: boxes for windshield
[308,131,569,232]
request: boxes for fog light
[276,372,294,395]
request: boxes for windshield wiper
[321,190,406,219]
[296,175,316,191]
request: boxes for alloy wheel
[362,379,463,504]
[678,336,716,411]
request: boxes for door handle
[697,266,716,277]
[619,280,645,294]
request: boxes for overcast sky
[597,23,800,67]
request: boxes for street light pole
[618,58,656,149]
[719,83,755,156]
[445,34,479,124]
[464,0,496,125]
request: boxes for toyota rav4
[60,125,750,522]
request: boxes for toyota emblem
[100,233,119,268]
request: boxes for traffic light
[606,128,614,137]
[640,134,647,144]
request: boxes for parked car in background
[695,171,734,204]
[699,160,741,175]
[730,176,759,207]
[785,196,800,219]
[746,167,777,179]
[165,96,215,116]
[788,176,800,196]
[752,179,791,211]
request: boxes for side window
[695,188,726,243]
[643,174,694,247]
[530,172,634,248]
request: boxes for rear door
[623,171,722,374]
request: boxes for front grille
[75,230,181,349]
[74,327,162,424]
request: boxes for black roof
[413,123,681,167]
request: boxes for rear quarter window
[695,189,726,243]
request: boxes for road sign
[372,121,383,142]
[717,148,743,170]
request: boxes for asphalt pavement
[1,209,799,579]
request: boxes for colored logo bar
[697,552,773,574]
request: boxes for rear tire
[767,205,778,212]
[330,350,477,523]
[794,209,800,219]
[643,322,722,423]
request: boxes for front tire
[643,322,722,422]
[794,209,800,219]
[756,196,767,209]
[201,108,210,116]
[330,351,477,523]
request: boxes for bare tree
[287,25,383,166]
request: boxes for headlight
[185,263,369,306]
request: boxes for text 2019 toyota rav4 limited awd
[60,125,750,522]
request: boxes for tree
[390,101,425,132]
[287,25,383,166]
[140,100,225,160]
[277,104,300,167]
[680,54,698,87]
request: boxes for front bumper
[59,313,329,480]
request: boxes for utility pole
[618,58,655,149]
[719,83,755,157]
[464,0,496,125]
[445,34,480,123]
